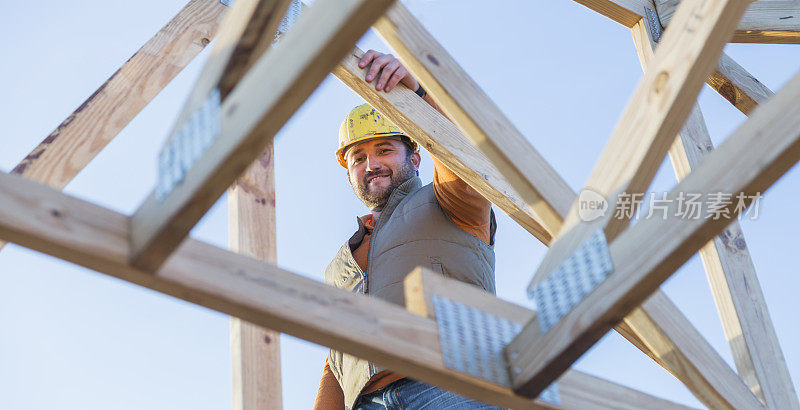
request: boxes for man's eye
[353,156,365,163]
[379,149,391,154]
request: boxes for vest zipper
[363,178,418,379]
[364,178,413,293]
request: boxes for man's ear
[411,151,421,170]
[346,170,353,187]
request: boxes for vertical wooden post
[229,144,282,409]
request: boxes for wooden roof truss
[3,0,799,408]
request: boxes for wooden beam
[129,0,396,271]
[573,0,774,115]
[574,0,800,43]
[570,0,651,27]
[619,294,762,409]
[332,47,552,244]
[360,11,761,405]
[707,53,774,116]
[658,0,800,44]
[224,3,296,408]
[404,268,698,410]
[229,148,281,408]
[0,171,695,410]
[373,2,575,239]
[5,3,750,405]
[528,0,752,286]
[506,64,800,398]
[408,267,768,409]
[0,0,227,251]
[167,0,292,137]
[339,41,728,410]
[636,2,775,115]
[633,14,799,409]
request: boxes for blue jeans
[353,378,499,409]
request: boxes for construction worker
[313,50,497,410]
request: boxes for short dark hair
[399,136,416,158]
[399,136,419,176]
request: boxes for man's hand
[359,49,419,93]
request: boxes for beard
[353,157,417,211]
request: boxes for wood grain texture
[0,171,665,410]
[167,0,290,139]
[229,146,281,409]
[529,0,752,287]
[373,2,575,238]
[130,0,396,271]
[634,15,798,409]
[621,294,760,409]
[11,0,225,185]
[0,0,226,254]
[580,0,800,43]
[333,48,552,244]
[708,53,774,116]
[576,0,774,115]
[404,268,698,410]
[173,4,291,405]
[570,0,651,27]
[691,226,800,409]
[506,65,800,398]
[634,2,775,115]
[216,0,293,97]
[659,0,800,43]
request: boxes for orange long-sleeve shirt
[313,157,492,409]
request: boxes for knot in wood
[652,71,670,96]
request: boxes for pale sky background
[1,0,799,409]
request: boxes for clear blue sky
[1,0,799,409]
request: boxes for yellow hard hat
[336,104,417,167]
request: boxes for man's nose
[365,154,382,171]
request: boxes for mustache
[363,170,392,185]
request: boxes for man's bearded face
[345,138,418,211]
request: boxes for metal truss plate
[432,294,561,406]
[275,0,302,43]
[644,7,664,43]
[155,88,222,201]
[529,228,613,333]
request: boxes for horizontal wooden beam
[640,3,775,115]
[633,13,798,409]
[506,64,800,398]
[576,1,775,116]
[659,0,800,44]
[570,0,652,27]
[0,0,227,251]
[129,0,395,271]
[332,47,552,243]
[577,0,800,43]
[0,170,694,410]
[373,2,575,239]
[404,268,697,410]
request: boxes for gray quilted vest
[324,176,496,409]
